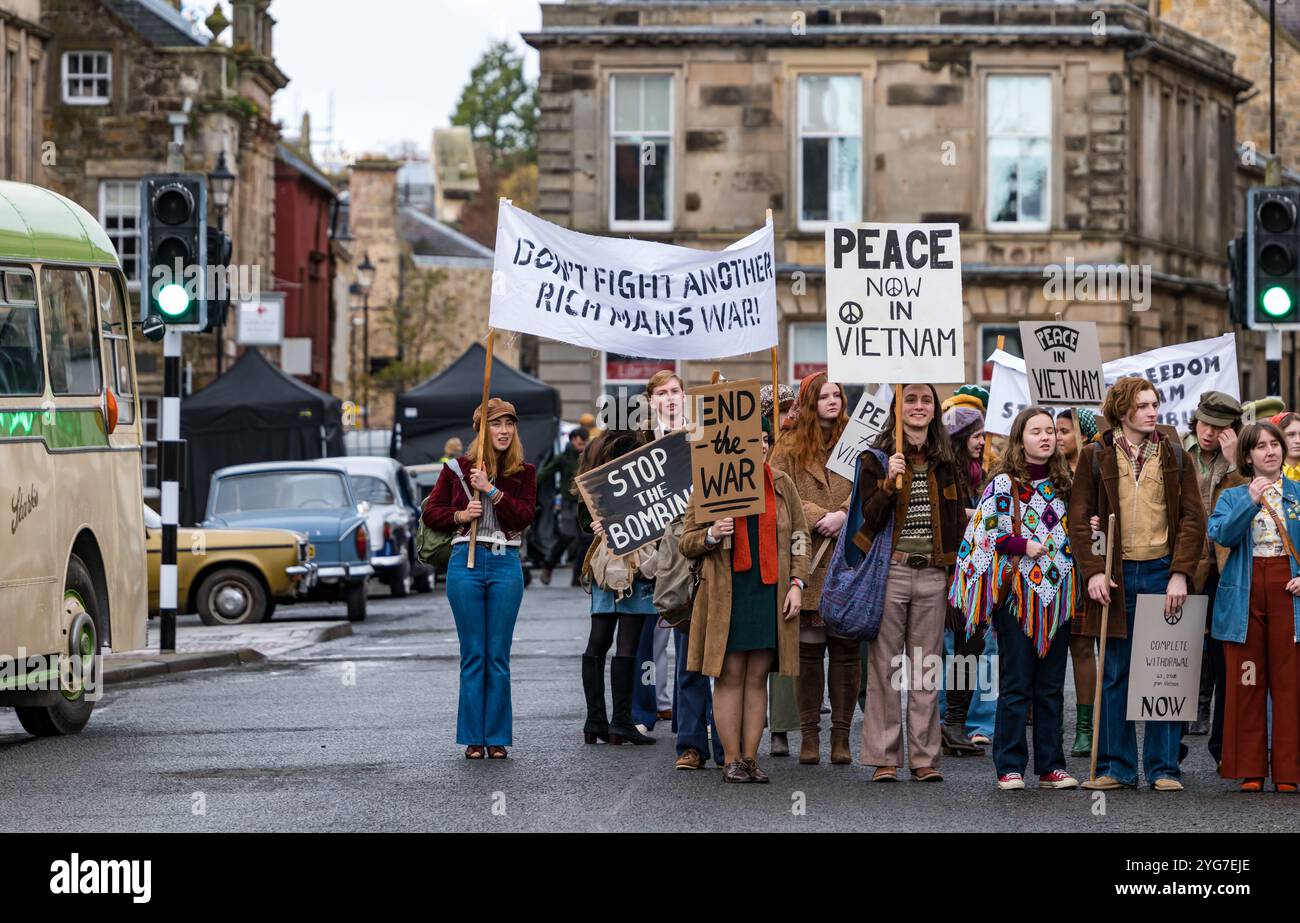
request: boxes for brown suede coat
[768,440,852,615]
[1067,425,1206,639]
[681,467,811,678]
[851,449,970,565]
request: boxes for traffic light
[200,225,233,333]
[1226,233,1247,326]
[139,174,207,329]
[1247,186,1300,330]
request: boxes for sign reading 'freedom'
[490,201,778,360]
[824,223,965,384]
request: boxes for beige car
[144,506,317,625]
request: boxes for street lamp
[356,253,375,428]
[209,150,236,373]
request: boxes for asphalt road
[0,581,1292,832]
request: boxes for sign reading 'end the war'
[824,223,965,384]
[1019,320,1105,407]
[688,378,766,523]
[575,431,693,556]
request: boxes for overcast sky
[197,0,544,159]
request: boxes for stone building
[41,0,287,498]
[0,0,47,184]
[524,0,1266,421]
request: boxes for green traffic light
[158,283,191,317]
[1261,285,1293,318]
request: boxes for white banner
[824,223,965,384]
[826,384,893,482]
[490,201,778,359]
[985,333,1240,436]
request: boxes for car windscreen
[350,475,395,505]
[212,472,350,514]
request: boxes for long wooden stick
[467,329,496,569]
[1089,512,1117,782]
[894,384,904,489]
[770,346,780,446]
[982,335,1005,474]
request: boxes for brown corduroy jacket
[1067,425,1206,639]
[681,467,811,679]
[851,448,970,566]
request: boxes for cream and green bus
[0,180,146,735]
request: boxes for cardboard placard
[1125,594,1207,722]
[688,378,766,522]
[826,383,893,482]
[824,222,965,384]
[1019,320,1105,407]
[574,431,693,556]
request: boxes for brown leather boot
[827,636,861,765]
[797,641,825,764]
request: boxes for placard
[490,201,777,359]
[824,222,965,384]
[1125,594,1207,722]
[688,378,766,522]
[1019,320,1105,407]
[574,431,693,556]
[826,383,893,482]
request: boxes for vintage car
[144,507,316,626]
[203,462,374,621]
[322,456,433,596]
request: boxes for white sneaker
[997,772,1025,790]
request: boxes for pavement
[0,581,1293,832]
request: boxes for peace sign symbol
[838,300,863,325]
[1164,606,1182,626]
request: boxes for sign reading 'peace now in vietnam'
[824,223,965,384]
[1018,320,1105,407]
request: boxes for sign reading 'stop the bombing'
[490,201,777,360]
[575,431,693,556]
[824,223,965,384]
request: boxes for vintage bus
[0,180,146,735]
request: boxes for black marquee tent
[393,343,560,470]
[180,348,345,525]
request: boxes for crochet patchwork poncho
[948,472,1078,657]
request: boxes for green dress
[726,514,778,652]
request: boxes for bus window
[40,267,101,396]
[97,269,134,424]
[0,268,43,396]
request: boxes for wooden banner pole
[894,384,904,489]
[770,346,780,448]
[467,328,496,569]
[1088,513,1117,783]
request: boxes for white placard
[281,337,313,376]
[236,293,284,346]
[490,201,777,359]
[826,384,893,482]
[824,222,965,384]
[1126,594,1207,722]
[1019,320,1105,407]
[984,333,1241,436]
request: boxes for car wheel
[387,549,413,598]
[15,555,99,737]
[195,568,268,626]
[346,581,367,622]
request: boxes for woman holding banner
[680,418,811,783]
[768,372,856,765]
[1207,421,1300,793]
[950,406,1080,790]
[577,425,658,747]
[424,399,536,760]
[855,383,970,782]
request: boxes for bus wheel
[196,569,267,626]
[346,581,367,622]
[15,556,99,737]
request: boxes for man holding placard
[1071,378,1206,792]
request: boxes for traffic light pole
[1267,329,1282,400]
[159,328,182,652]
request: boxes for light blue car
[204,462,374,621]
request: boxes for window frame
[788,321,828,383]
[607,72,675,233]
[39,265,103,397]
[61,50,112,106]
[141,395,160,498]
[97,268,135,426]
[795,73,864,232]
[98,179,142,288]
[977,322,1024,387]
[0,264,44,397]
[983,72,1054,233]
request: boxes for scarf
[733,463,778,585]
[1114,428,1160,479]
[948,472,1077,657]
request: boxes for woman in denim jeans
[424,398,536,759]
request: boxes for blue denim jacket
[1206,479,1300,643]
